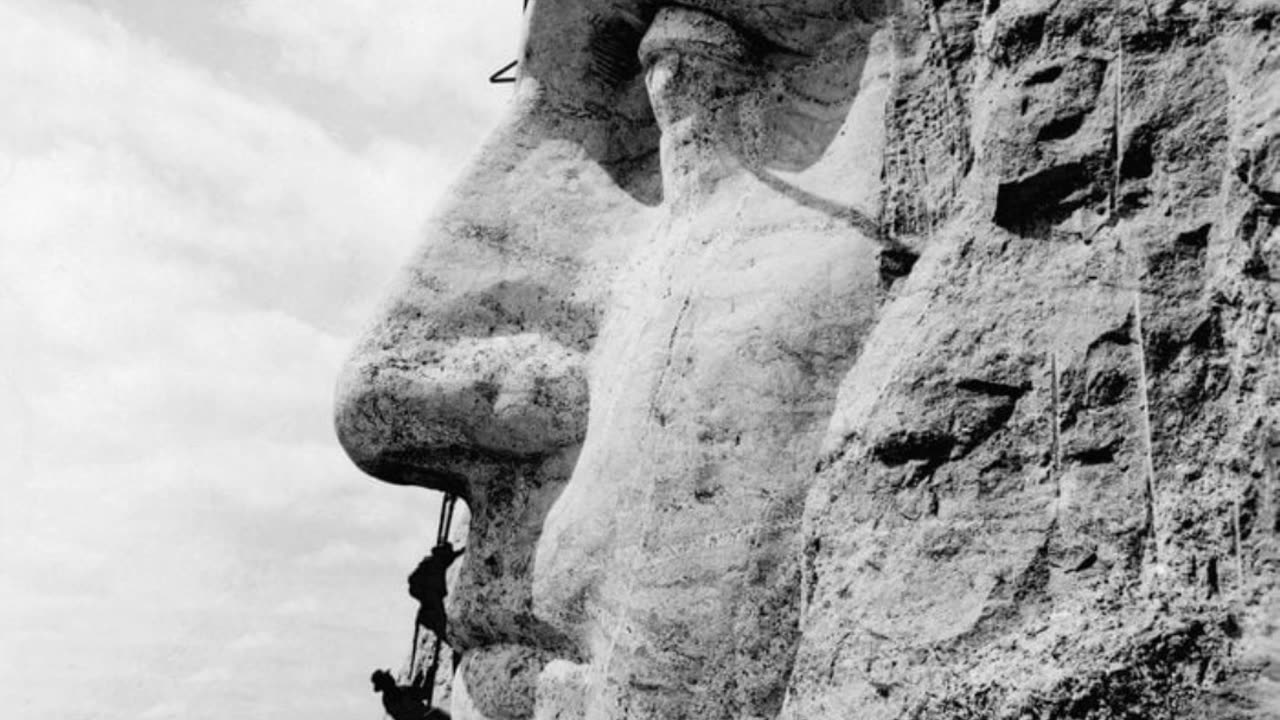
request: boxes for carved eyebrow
[655,1,808,56]
[671,0,874,58]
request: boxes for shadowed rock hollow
[335,1,1280,718]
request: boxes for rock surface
[335,1,1280,718]
[794,1,1280,717]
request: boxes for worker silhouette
[408,541,464,646]
[370,669,450,720]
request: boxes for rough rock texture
[794,1,1280,717]
[334,1,1280,718]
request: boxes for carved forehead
[526,0,895,61]
[672,0,896,50]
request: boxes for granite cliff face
[336,1,1280,718]
[792,1,1280,717]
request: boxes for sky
[0,1,521,718]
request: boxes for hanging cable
[437,494,457,546]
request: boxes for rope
[405,622,421,684]
[437,494,457,546]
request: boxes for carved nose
[334,332,589,492]
[335,322,591,658]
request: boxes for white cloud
[274,594,323,617]
[139,700,190,720]
[0,1,484,719]
[228,630,278,652]
[301,539,366,568]
[234,0,520,110]
[0,0,441,471]
[183,665,235,687]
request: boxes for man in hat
[370,669,450,720]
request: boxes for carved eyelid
[636,7,756,70]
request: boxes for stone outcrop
[793,1,1280,717]
[335,1,1280,718]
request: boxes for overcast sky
[0,1,520,718]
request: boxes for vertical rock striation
[789,1,1280,717]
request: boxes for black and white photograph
[3,1,1279,719]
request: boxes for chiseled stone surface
[335,1,1280,718]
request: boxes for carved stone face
[335,2,895,718]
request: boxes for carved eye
[637,7,755,72]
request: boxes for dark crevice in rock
[1092,312,1137,348]
[1085,366,1130,406]
[979,451,1024,477]
[1186,311,1224,352]
[879,245,920,287]
[1024,63,1064,85]
[1065,438,1120,465]
[994,161,1101,234]
[1121,127,1156,180]
[1011,621,1228,719]
[1036,111,1087,141]
[955,377,1030,398]
[1236,144,1280,206]
[1243,252,1271,279]
[587,16,645,88]
[1175,223,1212,249]
[1205,555,1220,598]
[873,429,956,467]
